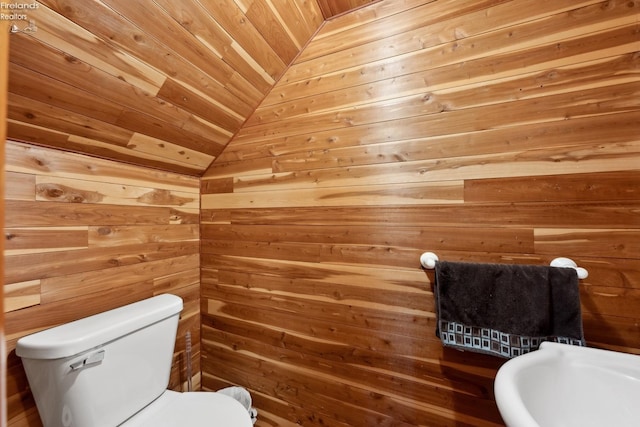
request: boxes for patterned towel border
[439,320,585,358]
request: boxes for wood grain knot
[36,183,104,203]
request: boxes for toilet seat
[121,390,253,427]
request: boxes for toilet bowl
[122,390,251,426]
[16,294,253,427]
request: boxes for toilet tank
[16,294,184,427]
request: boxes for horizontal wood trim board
[200,201,640,227]
[201,224,532,252]
[202,181,465,209]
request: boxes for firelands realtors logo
[1,1,39,33]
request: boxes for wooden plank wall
[4,141,201,426]
[1,21,9,427]
[201,0,640,426]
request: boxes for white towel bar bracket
[419,252,588,279]
[419,252,439,269]
[550,257,589,279]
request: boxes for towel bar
[419,252,588,279]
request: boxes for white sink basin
[494,341,640,427]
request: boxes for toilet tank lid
[16,294,183,360]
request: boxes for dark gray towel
[434,261,585,358]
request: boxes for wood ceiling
[316,0,378,18]
[5,0,377,176]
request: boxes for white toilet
[16,294,253,427]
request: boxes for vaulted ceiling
[5,0,377,176]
